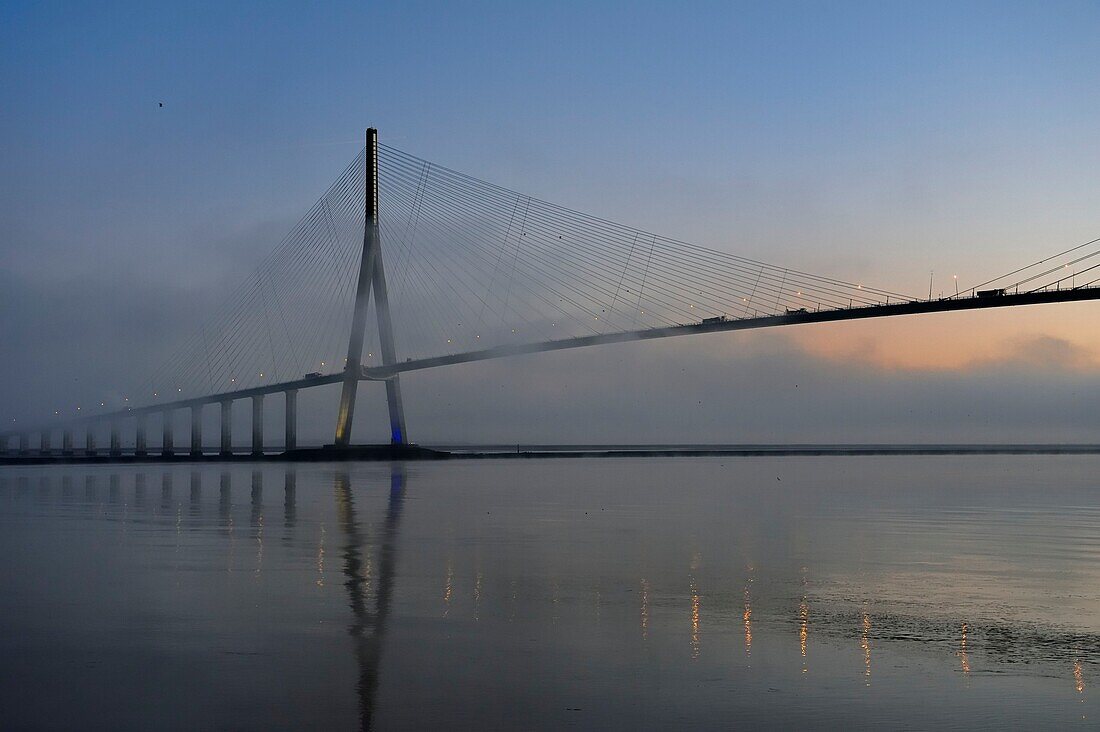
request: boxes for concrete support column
[62,429,73,455]
[284,390,297,452]
[135,415,147,456]
[19,433,30,454]
[190,405,203,457]
[162,411,174,456]
[85,428,95,455]
[220,401,232,456]
[0,435,8,455]
[110,421,121,457]
[40,430,51,455]
[251,395,264,456]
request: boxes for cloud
[787,314,1100,375]
[997,334,1097,372]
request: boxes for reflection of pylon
[334,128,408,446]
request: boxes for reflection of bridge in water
[0,466,1092,719]
[5,128,1100,457]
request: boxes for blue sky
[3,1,1100,441]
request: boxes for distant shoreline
[3,443,1100,465]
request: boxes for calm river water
[1,456,1098,729]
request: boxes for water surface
[1,456,1098,729]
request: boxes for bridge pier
[285,390,297,452]
[62,429,73,455]
[85,427,95,455]
[135,415,147,456]
[252,395,264,456]
[162,411,174,456]
[0,435,7,456]
[220,400,232,456]
[110,420,121,457]
[19,433,29,455]
[40,430,51,456]
[334,127,409,446]
[191,405,203,457]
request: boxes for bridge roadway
[3,286,1100,445]
[364,286,1100,378]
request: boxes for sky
[2,0,1100,444]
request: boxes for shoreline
[3,443,1100,465]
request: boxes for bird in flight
[158,102,164,108]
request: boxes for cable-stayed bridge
[4,128,1100,458]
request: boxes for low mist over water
[1,456,1098,729]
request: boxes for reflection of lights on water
[640,579,650,640]
[315,524,325,587]
[362,555,373,593]
[799,568,809,673]
[743,599,752,657]
[689,552,702,660]
[743,581,753,658]
[690,582,701,660]
[442,560,454,617]
[473,571,483,621]
[860,608,871,685]
[254,514,264,577]
[1075,656,1085,695]
[958,623,970,676]
[799,599,809,672]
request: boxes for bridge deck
[5,286,1099,437]
[364,286,1100,377]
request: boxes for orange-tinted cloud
[787,304,1100,373]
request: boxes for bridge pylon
[333,128,408,446]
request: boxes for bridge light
[153,392,158,396]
